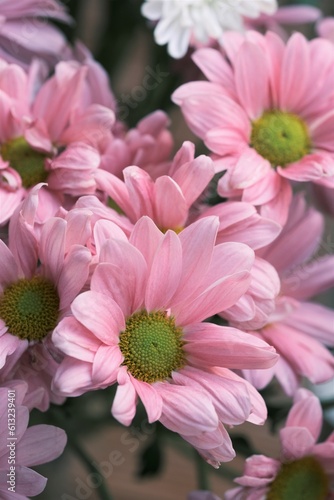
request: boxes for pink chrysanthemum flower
[173,31,334,224]
[224,389,334,500]
[0,381,67,499]
[95,140,281,244]
[0,57,115,224]
[53,216,278,465]
[238,194,334,395]
[0,186,92,409]
[0,0,71,68]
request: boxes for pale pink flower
[0,0,71,68]
[53,216,278,465]
[0,57,115,224]
[0,186,92,409]
[224,389,334,500]
[317,17,334,44]
[247,5,321,39]
[0,381,67,498]
[239,194,334,395]
[173,31,334,224]
[96,140,281,243]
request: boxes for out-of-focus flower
[224,389,334,500]
[317,17,334,44]
[173,31,334,225]
[0,185,92,410]
[0,0,71,68]
[237,194,334,395]
[0,381,67,498]
[141,0,277,58]
[247,5,321,39]
[53,216,278,466]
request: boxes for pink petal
[145,230,182,311]
[172,367,251,425]
[58,245,91,310]
[40,217,66,285]
[17,424,66,466]
[154,175,188,229]
[92,345,123,386]
[53,357,93,397]
[7,465,47,497]
[184,323,278,370]
[93,240,147,317]
[279,33,310,111]
[156,383,219,435]
[172,217,218,304]
[286,388,322,441]
[0,240,18,289]
[192,48,235,91]
[129,216,163,271]
[235,41,269,119]
[131,376,163,423]
[53,316,99,362]
[112,367,137,426]
[280,427,314,461]
[281,302,334,346]
[229,148,271,190]
[71,291,125,345]
[259,176,292,226]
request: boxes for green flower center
[1,136,49,188]
[250,110,311,167]
[119,310,185,383]
[0,276,60,341]
[267,456,329,500]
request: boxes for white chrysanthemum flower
[141,0,278,58]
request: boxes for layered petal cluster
[173,31,334,224]
[0,381,67,499]
[240,194,334,395]
[0,57,115,224]
[141,0,277,58]
[53,216,278,465]
[99,110,173,180]
[0,0,71,68]
[0,186,92,409]
[225,389,334,499]
[94,140,281,241]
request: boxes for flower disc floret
[267,456,329,500]
[250,110,311,168]
[1,136,48,188]
[0,276,60,341]
[119,310,185,383]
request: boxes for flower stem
[68,436,114,500]
[194,450,210,491]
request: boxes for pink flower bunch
[0,380,67,498]
[237,194,334,395]
[0,184,92,410]
[189,389,334,499]
[52,215,278,466]
[173,30,334,224]
[0,2,333,498]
